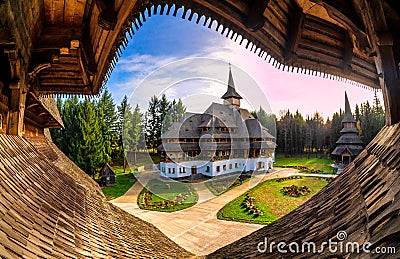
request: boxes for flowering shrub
[241,194,263,216]
[275,176,303,182]
[281,185,311,197]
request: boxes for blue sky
[106,8,383,120]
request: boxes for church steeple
[221,64,242,109]
[331,92,363,167]
[342,91,356,124]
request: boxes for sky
[106,8,383,121]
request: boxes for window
[223,165,227,171]
[229,164,232,170]
[179,168,182,173]
[168,168,171,174]
[183,167,186,173]
[235,163,238,168]
[216,166,220,172]
[162,167,165,172]
[205,166,210,172]
[172,168,176,174]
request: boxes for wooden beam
[245,0,270,32]
[284,4,305,63]
[343,32,353,75]
[4,48,27,136]
[355,0,400,125]
[95,0,117,30]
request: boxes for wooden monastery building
[1,0,400,258]
[157,67,276,178]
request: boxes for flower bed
[241,194,263,216]
[275,175,303,182]
[281,185,311,197]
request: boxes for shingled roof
[221,66,242,100]
[342,92,356,123]
[0,134,193,258]
[209,123,400,258]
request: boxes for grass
[217,176,329,225]
[138,179,198,212]
[274,155,334,173]
[205,173,253,196]
[101,167,137,201]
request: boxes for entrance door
[191,166,197,174]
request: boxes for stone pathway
[111,168,335,255]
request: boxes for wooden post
[4,49,27,136]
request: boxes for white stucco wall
[160,156,274,178]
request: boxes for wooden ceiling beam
[343,32,353,75]
[284,4,305,64]
[245,0,270,32]
[35,26,82,51]
[95,0,117,30]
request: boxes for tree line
[52,89,384,176]
[51,90,185,177]
[255,93,385,157]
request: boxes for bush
[281,185,311,197]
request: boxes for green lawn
[274,155,334,173]
[101,167,137,201]
[217,176,329,224]
[138,179,198,212]
[205,173,252,196]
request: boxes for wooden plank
[262,18,287,47]
[52,0,65,24]
[267,0,289,26]
[64,0,76,25]
[43,0,53,24]
[94,30,110,64]
[351,63,379,80]
[301,28,344,49]
[297,47,344,67]
[304,16,345,41]
[299,38,343,59]
[45,63,81,72]
[263,6,287,36]
[352,55,377,73]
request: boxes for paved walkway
[111,168,335,255]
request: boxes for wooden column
[378,34,400,125]
[5,49,27,136]
[355,0,400,125]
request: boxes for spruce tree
[96,89,117,164]
[76,98,104,177]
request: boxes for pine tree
[76,99,104,177]
[115,95,131,171]
[146,95,159,153]
[96,89,117,164]
[124,105,142,165]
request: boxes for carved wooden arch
[99,0,379,93]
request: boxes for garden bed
[217,176,328,224]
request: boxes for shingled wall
[209,123,400,258]
[0,134,193,258]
